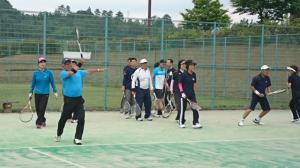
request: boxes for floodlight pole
[148,0,152,34]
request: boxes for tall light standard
[148,0,152,34]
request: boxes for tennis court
[1,110,299,168]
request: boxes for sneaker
[253,118,264,125]
[55,136,61,142]
[145,117,153,121]
[291,118,299,123]
[125,114,131,119]
[192,123,203,129]
[36,124,42,129]
[153,114,162,118]
[179,124,186,128]
[73,139,82,145]
[136,117,143,121]
[238,121,244,126]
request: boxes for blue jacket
[30,68,57,94]
[122,65,137,90]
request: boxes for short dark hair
[127,58,132,61]
[154,62,160,68]
[167,59,173,64]
[159,59,166,63]
[178,59,185,69]
[130,57,137,61]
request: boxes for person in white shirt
[131,59,154,121]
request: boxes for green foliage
[231,0,300,23]
[181,0,230,30]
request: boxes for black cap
[61,58,71,64]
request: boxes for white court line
[29,148,87,168]
[0,137,300,151]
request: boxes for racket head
[123,100,131,113]
[120,95,126,113]
[190,102,202,111]
[162,104,172,118]
[19,100,33,123]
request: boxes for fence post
[247,36,252,98]
[43,12,47,57]
[260,25,265,65]
[223,37,227,96]
[148,40,151,57]
[211,22,217,109]
[104,16,109,111]
[133,40,136,57]
[160,19,165,59]
[275,34,280,88]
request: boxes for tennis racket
[19,98,33,123]
[133,95,142,117]
[267,89,287,96]
[185,98,202,111]
[120,94,126,113]
[75,27,83,58]
[162,95,175,118]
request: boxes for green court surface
[0,110,300,168]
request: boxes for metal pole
[160,19,165,59]
[148,0,152,34]
[148,40,151,57]
[43,12,47,57]
[260,25,265,65]
[211,22,217,109]
[104,16,109,111]
[223,37,227,96]
[275,35,279,89]
[247,36,252,98]
[133,40,136,57]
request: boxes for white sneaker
[238,121,244,126]
[136,117,143,121]
[125,114,131,119]
[73,139,82,145]
[146,117,153,121]
[55,136,61,142]
[192,123,203,129]
[179,124,186,128]
[291,118,299,123]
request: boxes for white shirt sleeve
[131,68,139,89]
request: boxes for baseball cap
[140,59,148,64]
[38,57,46,63]
[261,65,270,70]
[287,66,296,72]
[61,58,71,64]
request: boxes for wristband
[254,90,260,95]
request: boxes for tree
[0,0,13,9]
[162,14,175,29]
[54,5,71,16]
[94,9,101,16]
[181,0,230,29]
[231,0,300,23]
[115,11,124,22]
[76,7,93,15]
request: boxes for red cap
[38,57,46,63]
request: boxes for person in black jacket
[287,65,300,122]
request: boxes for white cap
[261,65,270,70]
[287,66,296,72]
[140,58,148,64]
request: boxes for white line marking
[29,148,86,168]
[0,137,300,151]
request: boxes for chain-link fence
[0,10,299,111]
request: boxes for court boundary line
[0,137,300,151]
[29,148,87,168]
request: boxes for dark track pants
[289,96,300,120]
[135,88,152,119]
[179,95,199,125]
[57,96,85,140]
[34,94,49,125]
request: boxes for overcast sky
[9,0,257,22]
